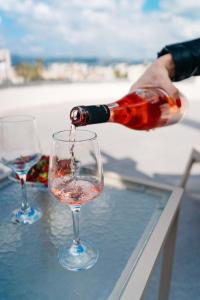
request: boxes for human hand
[130,54,179,99]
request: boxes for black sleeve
[157,38,200,82]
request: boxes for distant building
[0,49,11,83]
[0,49,24,84]
[42,62,117,82]
[0,50,148,85]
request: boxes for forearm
[158,38,200,81]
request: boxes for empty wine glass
[48,129,104,271]
[0,115,42,224]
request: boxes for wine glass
[0,115,42,224]
[48,129,104,271]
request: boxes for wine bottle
[70,87,186,130]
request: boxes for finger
[160,80,179,99]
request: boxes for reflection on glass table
[0,172,183,300]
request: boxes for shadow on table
[181,117,200,131]
[102,150,200,190]
[102,151,151,180]
[102,150,200,300]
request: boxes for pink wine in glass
[52,177,103,206]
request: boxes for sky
[0,0,200,60]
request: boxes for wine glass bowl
[49,129,103,271]
[0,115,42,224]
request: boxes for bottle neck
[70,105,110,126]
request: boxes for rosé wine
[51,177,103,206]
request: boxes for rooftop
[0,79,200,299]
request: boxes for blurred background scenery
[0,0,199,85]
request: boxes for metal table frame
[104,172,183,300]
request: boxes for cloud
[28,45,45,54]
[0,0,32,14]
[0,0,200,58]
[160,0,200,15]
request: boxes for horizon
[11,53,147,65]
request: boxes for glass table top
[0,174,171,300]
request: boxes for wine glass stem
[19,174,30,211]
[71,207,81,244]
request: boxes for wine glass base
[11,207,42,225]
[58,240,99,271]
